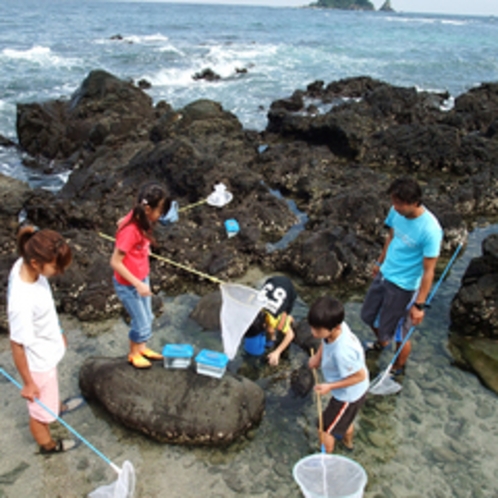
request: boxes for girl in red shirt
[111,182,171,369]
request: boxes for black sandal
[40,438,78,454]
[362,340,388,353]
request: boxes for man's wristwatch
[413,302,426,311]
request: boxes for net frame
[293,453,367,498]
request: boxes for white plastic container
[162,344,194,369]
[195,349,229,379]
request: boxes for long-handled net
[369,242,463,396]
[0,367,135,498]
[100,234,264,359]
[293,351,368,498]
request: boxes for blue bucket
[244,332,266,356]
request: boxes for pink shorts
[27,367,59,424]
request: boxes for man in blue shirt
[361,177,443,375]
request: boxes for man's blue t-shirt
[380,206,443,291]
[321,322,369,403]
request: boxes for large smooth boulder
[79,357,265,445]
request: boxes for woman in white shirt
[8,226,75,454]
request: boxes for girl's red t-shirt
[113,211,150,286]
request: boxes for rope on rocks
[98,232,224,285]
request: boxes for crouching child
[308,296,369,453]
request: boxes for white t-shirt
[8,258,65,372]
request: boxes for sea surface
[1,0,498,187]
[1,2,498,497]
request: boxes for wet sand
[1,224,497,498]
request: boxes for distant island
[309,0,396,11]
[379,0,394,11]
[310,0,374,9]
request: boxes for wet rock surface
[79,356,265,445]
[449,233,498,393]
[2,70,498,331]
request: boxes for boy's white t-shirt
[321,322,369,403]
[7,258,65,372]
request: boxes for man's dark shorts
[360,273,415,343]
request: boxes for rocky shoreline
[1,69,497,391]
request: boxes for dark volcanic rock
[3,71,498,330]
[445,82,498,133]
[0,134,16,148]
[0,175,33,333]
[16,69,154,162]
[193,68,221,82]
[190,290,222,330]
[449,233,498,394]
[448,336,498,394]
[290,365,314,397]
[293,319,320,354]
[79,357,265,445]
[450,233,498,339]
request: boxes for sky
[139,0,498,16]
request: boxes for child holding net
[308,295,369,453]
[111,181,171,369]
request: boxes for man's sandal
[128,352,151,369]
[40,438,79,454]
[140,348,163,361]
[362,340,389,353]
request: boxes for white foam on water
[146,41,279,87]
[95,33,170,45]
[384,15,469,27]
[123,33,170,44]
[1,45,78,67]
[157,43,185,56]
[441,19,468,26]
[384,16,438,24]
[147,67,199,87]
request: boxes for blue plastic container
[224,219,239,238]
[244,332,266,356]
[162,344,194,369]
[195,349,229,378]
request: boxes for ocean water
[1,1,497,187]
[1,0,498,138]
[1,2,498,497]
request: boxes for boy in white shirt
[308,296,369,453]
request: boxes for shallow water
[0,223,497,498]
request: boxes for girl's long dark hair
[17,226,72,274]
[121,182,171,239]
